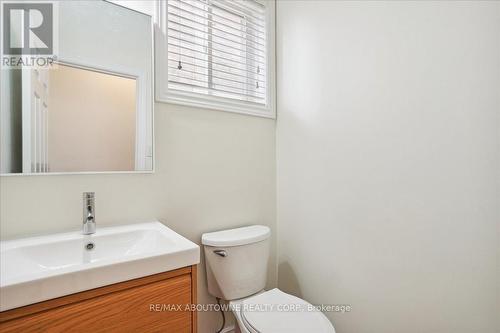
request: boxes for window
[156,0,275,118]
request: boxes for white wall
[0,103,277,332]
[276,1,500,333]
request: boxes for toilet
[202,225,336,333]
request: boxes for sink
[0,221,200,311]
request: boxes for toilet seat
[235,289,335,333]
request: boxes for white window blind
[166,0,268,106]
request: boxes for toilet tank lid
[202,225,270,247]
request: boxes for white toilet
[202,225,336,333]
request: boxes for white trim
[155,0,276,119]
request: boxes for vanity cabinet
[0,266,197,333]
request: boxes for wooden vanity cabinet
[0,265,197,333]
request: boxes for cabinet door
[1,274,193,333]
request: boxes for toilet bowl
[230,288,335,333]
[202,225,336,333]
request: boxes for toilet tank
[202,225,271,300]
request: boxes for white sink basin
[0,221,199,311]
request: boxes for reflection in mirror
[48,64,137,172]
[0,0,153,174]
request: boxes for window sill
[156,90,276,119]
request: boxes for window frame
[155,0,276,119]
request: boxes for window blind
[167,0,267,105]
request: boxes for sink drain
[85,242,95,251]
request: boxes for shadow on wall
[277,262,303,299]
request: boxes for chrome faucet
[82,192,96,234]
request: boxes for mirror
[0,1,153,174]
